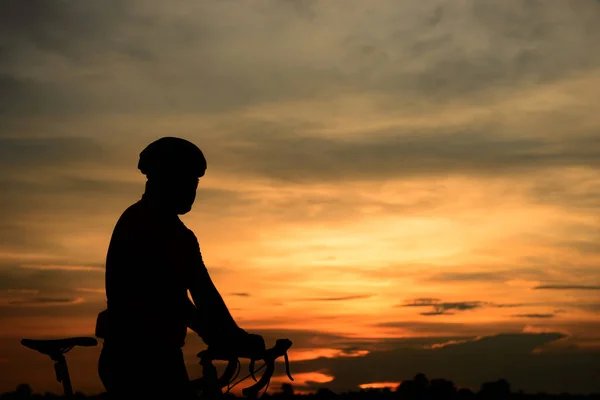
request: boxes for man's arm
[189,265,245,346]
[184,295,205,337]
[185,236,244,346]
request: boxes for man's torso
[103,197,199,347]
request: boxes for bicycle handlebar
[192,338,293,398]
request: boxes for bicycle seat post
[21,337,97,399]
[50,352,73,397]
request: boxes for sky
[1,0,600,395]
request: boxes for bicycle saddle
[21,337,98,356]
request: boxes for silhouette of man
[96,137,264,399]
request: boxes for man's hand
[207,328,266,360]
[235,330,266,360]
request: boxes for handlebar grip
[219,359,239,388]
[242,358,275,398]
[242,339,293,397]
[191,355,239,392]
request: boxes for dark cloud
[0,0,127,55]
[423,266,562,284]
[0,299,104,318]
[0,223,65,255]
[425,271,508,283]
[1,0,599,117]
[0,175,246,215]
[7,297,81,306]
[0,262,107,319]
[0,137,105,169]
[182,327,600,394]
[231,292,251,297]
[0,168,254,257]
[530,177,600,211]
[375,320,525,337]
[512,314,555,319]
[301,295,372,302]
[534,285,600,291]
[401,298,441,306]
[493,303,528,309]
[282,332,600,394]
[399,298,555,318]
[421,311,452,316]
[211,130,600,184]
[577,303,600,313]
[342,336,479,352]
[400,299,486,316]
[0,0,345,115]
[389,1,600,99]
[0,264,104,294]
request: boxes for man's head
[138,137,207,215]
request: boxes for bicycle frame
[21,336,293,399]
[191,338,294,399]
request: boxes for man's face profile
[152,173,199,215]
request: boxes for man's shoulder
[115,200,147,226]
[176,218,199,244]
[111,201,200,246]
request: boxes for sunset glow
[1,0,600,396]
[359,383,402,390]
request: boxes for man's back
[104,194,201,348]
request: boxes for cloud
[577,303,600,313]
[20,264,104,272]
[492,303,528,308]
[0,137,106,168]
[279,332,600,394]
[528,171,600,212]
[184,327,599,394]
[6,297,84,306]
[425,271,509,283]
[534,285,600,291]
[513,314,555,319]
[375,320,525,337]
[0,1,599,394]
[422,266,565,286]
[302,295,372,302]
[400,298,441,306]
[231,292,251,297]
[0,264,104,295]
[211,131,600,184]
[399,299,486,316]
[2,0,600,117]
[398,297,560,317]
[5,289,39,295]
[75,288,105,294]
[421,311,453,316]
[0,264,106,318]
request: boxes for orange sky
[1,0,600,395]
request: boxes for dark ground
[2,374,600,400]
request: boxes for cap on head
[138,137,207,178]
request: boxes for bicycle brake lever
[249,359,257,382]
[284,352,294,381]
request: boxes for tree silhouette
[429,378,457,400]
[458,388,475,399]
[479,379,512,400]
[281,383,295,399]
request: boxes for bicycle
[21,335,294,399]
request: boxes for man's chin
[176,205,193,215]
